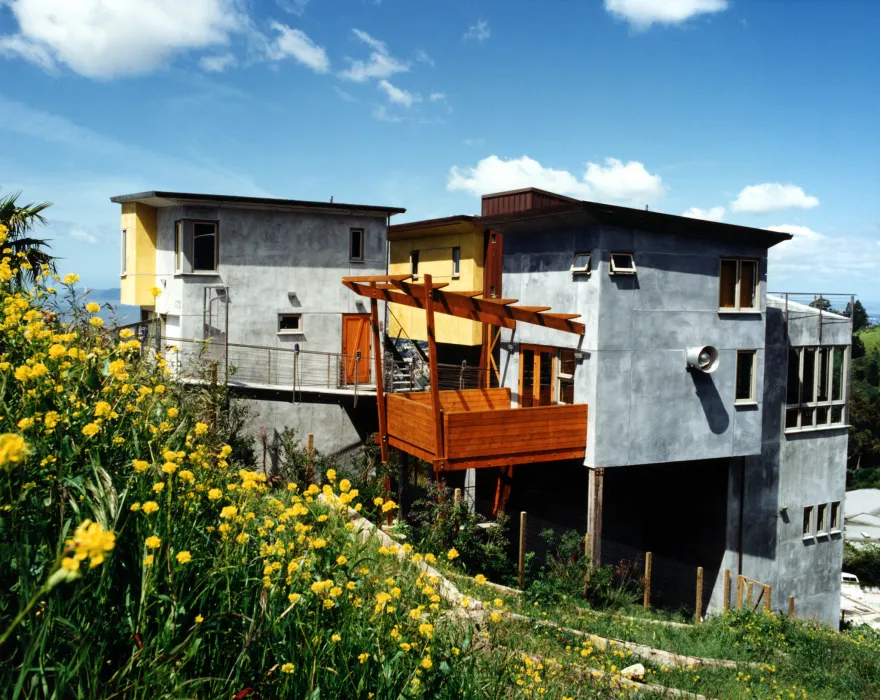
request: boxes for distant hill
[859,325,880,355]
[80,288,140,327]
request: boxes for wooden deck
[385,388,588,471]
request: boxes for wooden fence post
[737,575,744,611]
[644,552,653,612]
[764,585,772,613]
[306,433,314,484]
[518,511,527,589]
[695,567,704,623]
[746,581,754,610]
[788,595,795,618]
[723,569,731,613]
[454,488,462,508]
[583,531,591,593]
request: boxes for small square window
[719,258,759,311]
[571,252,591,275]
[735,350,757,404]
[411,250,419,280]
[817,503,828,534]
[609,252,636,275]
[831,501,841,531]
[350,228,364,262]
[278,314,303,333]
[452,247,461,278]
[803,506,815,537]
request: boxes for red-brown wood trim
[369,286,389,464]
[424,274,445,472]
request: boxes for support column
[588,467,604,569]
[369,285,389,464]
[463,468,476,513]
[424,274,444,472]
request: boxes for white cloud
[463,137,485,147]
[199,52,237,72]
[378,79,420,107]
[340,29,409,82]
[265,22,329,72]
[682,206,725,221]
[334,86,358,102]
[0,0,243,79]
[276,0,309,15]
[730,183,819,214]
[605,0,728,30]
[415,49,434,66]
[70,228,98,245]
[447,155,666,206]
[464,19,491,42]
[372,105,402,123]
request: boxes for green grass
[857,325,880,354]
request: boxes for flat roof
[387,215,478,240]
[479,200,793,248]
[110,191,406,216]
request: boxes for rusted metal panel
[480,187,578,216]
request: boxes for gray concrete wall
[731,305,849,625]
[500,224,768,468]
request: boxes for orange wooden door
[519,344,555,407]
[342,314,371,384]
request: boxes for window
[350,228,364,262]
[411,250,419,280]
[609,252,636,275]
[735,350,757,404]
[120,229,128,276]
[785,346,848,431]
[452,247,461,278]
[817,503,828,534]
[571,252,591,275]
[831,501,842,532]
[174,221,183,272]
[719,258,759,311]
[557,349,577,404]
[192,222,218,272]
[803,506,815,537]
[278,314,303,333]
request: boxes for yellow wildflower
[208,488,222,500]
[195,614,204,623]
[161,461,177,474]
[63,273,79,285]
[194,422,208,436]
[145,536,161,549]
[150,286,162,297]
[94,401,112,417]
[220,505,238,519]
[89,317,104,327]
[132,459,149,473]
[86,302,100,313]
[447,548,459,561]
[281,662,295,674]
[66,519,116,568]
[82,423,100,437]
[142,501,159,514]
[358,653,369,664]
[152,482,165,493]
[175,551,192,564]
[119,328,135,339]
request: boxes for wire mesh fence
[521,512,586,570]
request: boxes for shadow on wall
[689,371,730,434]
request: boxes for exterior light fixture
[686,346,719,374]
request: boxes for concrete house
[112,190,405,454]
[387,189,850,625]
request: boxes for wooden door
[342,314,371,384]
[519,344,555,407]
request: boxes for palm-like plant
[0,191,55,287]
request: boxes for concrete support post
[463,468,476,513]
[587,468,604,570]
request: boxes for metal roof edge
[109,191,406,215]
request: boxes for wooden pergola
[343,273,589,482]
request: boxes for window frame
[816,503,828,536]
[410,250,420,281]
[277,313,303,334]
[718,257,760,312]
[803,505,815,539]
[555,348,577,405]
[734,349,758,405]
[571,252,591,275]
[830,501,842,533]
[452,246,461,279]
[174,220,184,273]
[349,228,365,263]
[785,345,849,433]
[609,251,636,276]
[120,228,128,277]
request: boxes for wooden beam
[455,291,485,298]
[441,449,587,471]
[424,274,445,473]
[369,286,389,464]
[540,313,582,320]
[386,435,435,464]
[515,306,552,312]
[490,298,519,306]
[345,273,411,283]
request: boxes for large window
[719,258,759,311]
[785,346,848,431]
[192,222,218,271]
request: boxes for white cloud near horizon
[464,19,491,42]
[447,155,666,206]
[766,224,879,283]
[276,0,309,15]
[265,22,329,72]
[340,28,409,81]
[731,183,819,214]
[415,49,434,66]
[199,52,237,72]
[683,206,725,221]
[0,0,244,78]
[378,80,419,108]
[605,0,728,30]
[70,228,99,245]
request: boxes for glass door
[519,345,556,407]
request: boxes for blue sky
[1,0,878,307]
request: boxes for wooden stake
[423,274,445,471]
[644,552,653,612]
[369,288,389,465]
[588,468,604,570]
[453,488,461,507]
[788,595,795,618]
[518,511,527,589]
[736,575,744,611]
[764,585,772,613]
[695,567,704,623]
[583,531,591,593]
[746,582,754,610]
[723,569,731,613]
[306,433,314,484]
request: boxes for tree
[853,333,866,359]
[0,191,55,287]
[809,296,832,311]
[844,299,871,332]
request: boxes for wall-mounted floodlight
[686,346,719,374]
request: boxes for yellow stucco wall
[388,227,484,345]
[119,202,157,307]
